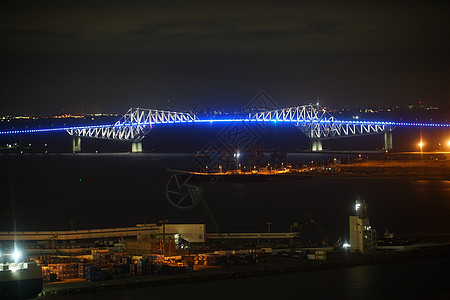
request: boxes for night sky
[1,1,448,115]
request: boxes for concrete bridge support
[72,137,81,152]
[311,140,323,151]
[383,131,393,150]
[131,142,143,153]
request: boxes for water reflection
[1,154,449,243]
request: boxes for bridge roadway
[1,117,449,136]
[1,104,449,138]
[1,105,448,152]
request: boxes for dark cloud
[0,1,448,114]
[242,19,345,38]
[1,1,447,54]
[0,29,79,39]
[301,19,344,35]
[129,19,244,37]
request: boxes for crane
[304,213,329,246]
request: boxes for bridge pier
[311,140,323,151]
[383,131,393,150]
[72,137,81,152]
[131,142,143,153]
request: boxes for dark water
[44,258,450,300]
[1,153,449,243]
[2,153,450,299]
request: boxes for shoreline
[41,244,450,297]
[313,174,450,181]
[315,160,450,181]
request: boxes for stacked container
[46,263,78,280]
[84,266,106,282]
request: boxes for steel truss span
[249,105,323,123]
[67,123,150,142]
[68,107,199,142]
[248,105,388,139]
[299,119,388,140]
[249,104,393,140]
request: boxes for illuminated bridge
[1,104,449,152]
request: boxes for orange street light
[418,141,424,160]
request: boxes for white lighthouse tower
[349,197,377,253]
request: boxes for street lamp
[234,152,240,171]
[419,141,424,160]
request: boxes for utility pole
[267,222,272,245]
[159,220,169,256]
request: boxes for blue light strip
[0,124,113,135]
[148,119,450,127]
[0,119,449,135]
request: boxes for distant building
[349,198,377,253]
